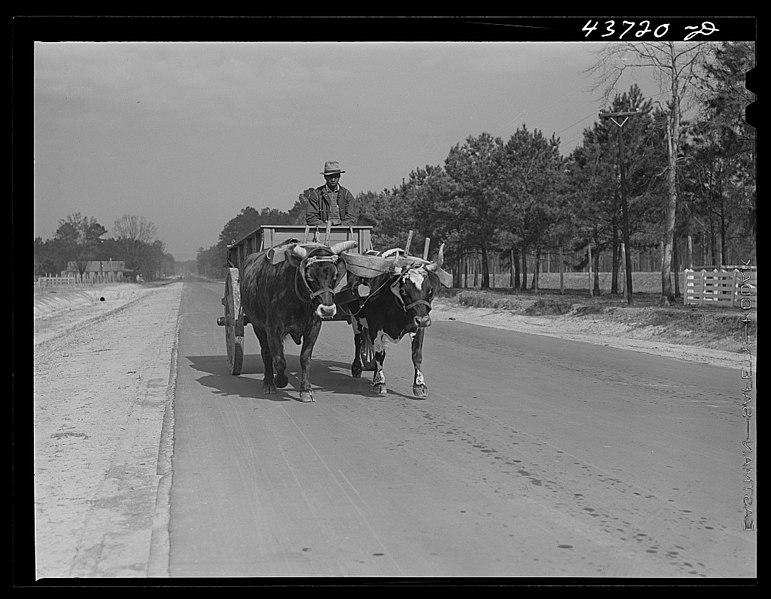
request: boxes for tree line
[196,41,754,305]
[34,213,174,282]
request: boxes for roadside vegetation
[195,41,755,311]
[439,283,755,355]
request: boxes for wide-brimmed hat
[321,161,345,175]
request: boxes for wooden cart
[216,224,375,375]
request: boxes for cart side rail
[227,225,373,270]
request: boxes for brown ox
[240,240,355,402]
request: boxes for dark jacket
[305,185,357,227]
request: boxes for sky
[33,39,664,262]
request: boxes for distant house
[61,260,132,283]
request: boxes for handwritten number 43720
[582,20,719,41]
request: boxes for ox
[347,246,449,398]
[240,240,355,402]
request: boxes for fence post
[620,243,626,296]
[490,252,495,290]
[510,249,515,289]
[587,243,593,297]
[705,269,714,306]
[559,245,564,295]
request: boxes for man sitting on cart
[305,161,357,227]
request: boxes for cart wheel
[359,330,377,371]
[223,267,244,375]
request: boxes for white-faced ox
[349,247,448,398]
[240,240,355,402]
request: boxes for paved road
[168,279,755,578]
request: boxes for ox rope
[343,276,391,318]
[404,297,432,311]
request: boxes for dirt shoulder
[34,283,156,346]
[431,289,756,372]
[33,282,182,578]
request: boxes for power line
[556,111,598,138]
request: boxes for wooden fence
[37,273,129,286]
[683,268,757,308]
[36,276,79,286]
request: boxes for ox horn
[293,244,308,259]
[425,243,445,271]
[330,240,358,255]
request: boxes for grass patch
[456,290,525,311]
[572,303,607,316]
[524,298,574,316]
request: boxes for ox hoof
[299,391,315,403]
[351,363,362,378]
[412,385,428,399]
[373,383,388,396]
[263,381,277,394]
[274,373,289,389]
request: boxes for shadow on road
[185,353,418,402]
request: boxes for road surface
[168,279,755,578]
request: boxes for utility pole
[599,110,639,306]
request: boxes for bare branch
[113,214,158,244]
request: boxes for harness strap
[404,298,431,311]
[390,273,432,313]
[310,287,336,299]
[294,267,313,303]
[348,270,433,317]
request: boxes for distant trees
[196,205,304,277]
[34,213,173,281]
[682,40,756,268]
[499,126,564,291]
[196,41,754,300]
[566,84,667,297]
[34,212,107,277]
[363,129,565,291]
[377,128,566,292]
[587,40,747,304]
[444,133,506,290]
[112,214,158,274]
[56,213,108,277]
